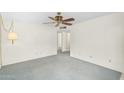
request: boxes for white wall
[71,13,124,73]
[1,13,57,66]
[120,73,124,80]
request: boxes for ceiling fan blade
[63,18,75,22]
[43,22,55,24]
[48,17,56,21]
[62,22,72,26]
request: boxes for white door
[62,32,70,52]
[0,26,2,69]
[57,31,70,54]
[57,32,62,53]
[0,16,2,68]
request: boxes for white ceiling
[1,12,113,24]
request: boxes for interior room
[0,12,124,80]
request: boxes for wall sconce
[0,14,17,44]
[8,32,17,44]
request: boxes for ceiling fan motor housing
[55,16,63,22]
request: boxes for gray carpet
[0,53,121,80]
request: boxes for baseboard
[2,53,57,66]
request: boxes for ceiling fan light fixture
[8,32,17,44]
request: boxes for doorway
[57,31,70,55]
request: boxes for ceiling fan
[43,12,75,27]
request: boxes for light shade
[8,32,17,44]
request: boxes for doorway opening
[57,31,70,55]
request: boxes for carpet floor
[0,53,121,80]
